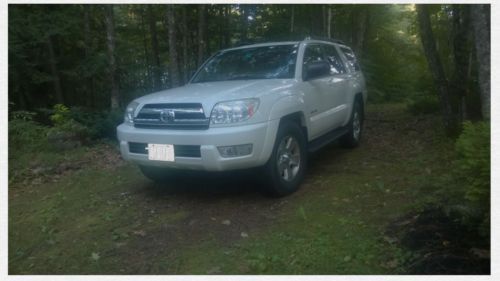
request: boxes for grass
[8,103,456,274]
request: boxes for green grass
[8,103,456,274]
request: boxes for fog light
[217,144,253,158]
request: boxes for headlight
[210,99,260,125]
[124,101,140,125]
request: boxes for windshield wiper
[226,74,263,81]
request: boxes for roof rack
[303,36,345,45]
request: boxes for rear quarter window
[323,44,346,74]
[340,47,361,72]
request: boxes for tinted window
[323,45,346,74]
[340,47,360,71]
[303,44,325,65]
[192,44,298,83]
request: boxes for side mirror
[303,61,330,81]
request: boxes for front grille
[128,142,201,158]
[134,103,209,130]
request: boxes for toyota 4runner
[117,38,367,196]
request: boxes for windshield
[192,44,298,83]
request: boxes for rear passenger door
[322,43,350,128]
[338,46,366,125]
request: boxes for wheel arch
[354,92,365,120]
[279,111,308,142]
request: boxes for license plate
[147,144,174,162]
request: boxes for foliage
[9,110,37,121]
[46,104,92,150]
[455,121,490,205]
[9,111,49,152]
[69,107,124,139]
[406,94,440,115]
[49,104,72,125]
[363,5,430,103]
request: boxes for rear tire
[262,121,307,197]
[340,99,363,148]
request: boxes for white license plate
[147,144,175,162]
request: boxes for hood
[135,79,296,114]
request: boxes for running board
[307,127,349,153]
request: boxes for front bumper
[116,120,279,171]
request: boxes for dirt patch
[385,208,490,274]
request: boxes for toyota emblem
[160,109,175,123]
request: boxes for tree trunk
[240,5,248,42]
[352,6,369,59]
[140,7,151,92]
[321,4,328,37]
[327,6,332,38]
[166,5,180,88]
[416,4,456,134]
[224,5,230,47]
[83,4,94,107]
[451,5,472,122]
[197,4,206,66]
[205,6,211,57]
[148,5,162,91]
[181,6,189,83]
[46,35,64,104]
[309,6,314,35]
[471,4,490,120]
[218,6,223,49]
[105,5,119,110]
[290,5,295,34]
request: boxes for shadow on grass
[141,168,266,198]
[138,140,351,201]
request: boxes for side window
[340,47,360,71]
[303,44,325,66]
[323,45,346,74]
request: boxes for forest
[8,4,490,275]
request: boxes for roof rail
[303,36,345,45]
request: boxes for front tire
[263,121,307,197]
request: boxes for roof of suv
[222,39,348,52]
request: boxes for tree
[46,35,64,104]
[240,5,249,41]
[83,5,94,106]
[197,4,206,66]
[181,5,189,83]
[416,4,456,134]
[471,4,490,120]
[327,5,332,38]
[451,5,472,121]
[105,5,119,110]
[223,5,231,47]
[148,5,162,91]
[166,5,180,88]
[351,6,369,59]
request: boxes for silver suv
[117,38,367,196]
